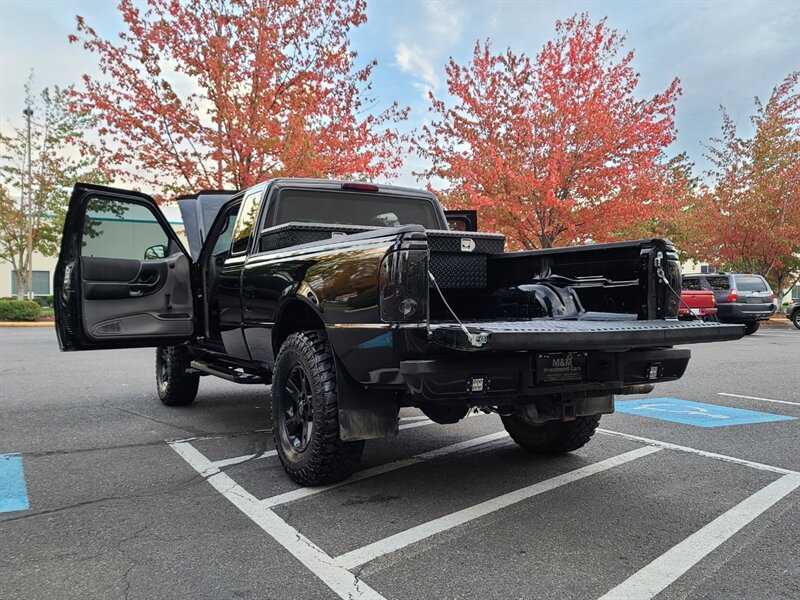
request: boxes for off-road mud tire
[271,331,364,486]
[156,346,199,406]
[501,414,601,454]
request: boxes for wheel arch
[272,297,326,357]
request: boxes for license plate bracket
[535,352,587,384]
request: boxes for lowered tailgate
[429,319,745,351]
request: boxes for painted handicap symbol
[630,402,730,420]
[615,397,795,428]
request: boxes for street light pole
[23,105,33,301]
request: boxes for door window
[82,198,168,260]
[706,276,730,291]
[230,191,263,255]
[210,205,241,258]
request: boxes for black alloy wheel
[271,331,364,486]
[281,364,315,452]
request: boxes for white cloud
[392,0,465,100]
[395,42,440,93]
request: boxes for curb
[0,321,54,327]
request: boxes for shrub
[32,296,49,307]
[0,300,42,321]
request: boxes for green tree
[0,79,104,299]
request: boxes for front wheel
[793,311,800,330]
[501,414,601,454]
[744,321,760,335]
[156,346,199,406]
[271,331,364,486]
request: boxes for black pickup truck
[54,179,744,485]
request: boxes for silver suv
[682,273,776,335]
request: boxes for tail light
[380,248,428,322]
[727,289,737,302]
[770,292,776,302]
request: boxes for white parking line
[202,414,492,470]
[597,429,798,476]
[717,392,800,408]
[398,411,484,431]
[597,473,800,600]
[332,446,662,569]
[170,441,386,600]
[209,450,277,469]
[261,431,509,508]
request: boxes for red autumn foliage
[415,14,682,249]
[70,0,408,198]
[689,71,800,301]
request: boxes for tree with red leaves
[694,72,800,307]
[415,14,681,250]
[70,0,407,198]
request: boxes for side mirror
[144,244,167,260]
[444,210,478,232]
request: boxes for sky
[1,0,798,188]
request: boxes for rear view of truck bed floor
[429,319,745,351]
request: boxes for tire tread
[272,331,363,486]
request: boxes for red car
[679,284,718,321]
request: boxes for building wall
[1,202,184,299]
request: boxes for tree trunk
[15,268,26,301]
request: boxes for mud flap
[334,354,401,441]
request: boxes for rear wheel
[744,321,760,335]
[702,314,719,323]
[271,331,364,486]
[793,311,800,330]
[156,346,199,406]
[501,414,601,454]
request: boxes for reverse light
[727,289,738,302]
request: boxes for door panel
[55,183,194,351]
[81,254,193,340]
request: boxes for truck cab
[54,180,745,486]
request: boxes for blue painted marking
[355,332,393,349]
[0,454,30,513]
[615,398,796,428]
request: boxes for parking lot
[1,324,798,599]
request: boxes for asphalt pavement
[1,323,798,600]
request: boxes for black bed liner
[429,319,745,351]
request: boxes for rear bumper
[400,348,690,403]
[717,303,776,322]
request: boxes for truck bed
[429,318,745,351]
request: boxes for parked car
[787,300,800,330]
[679,279,717,321]
[682,273,776,335]
[54,181,745,485]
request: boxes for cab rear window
[735,276,768,292]
[682,278,702,291]
[272,190,440,229]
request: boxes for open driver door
[55,183,195,351]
